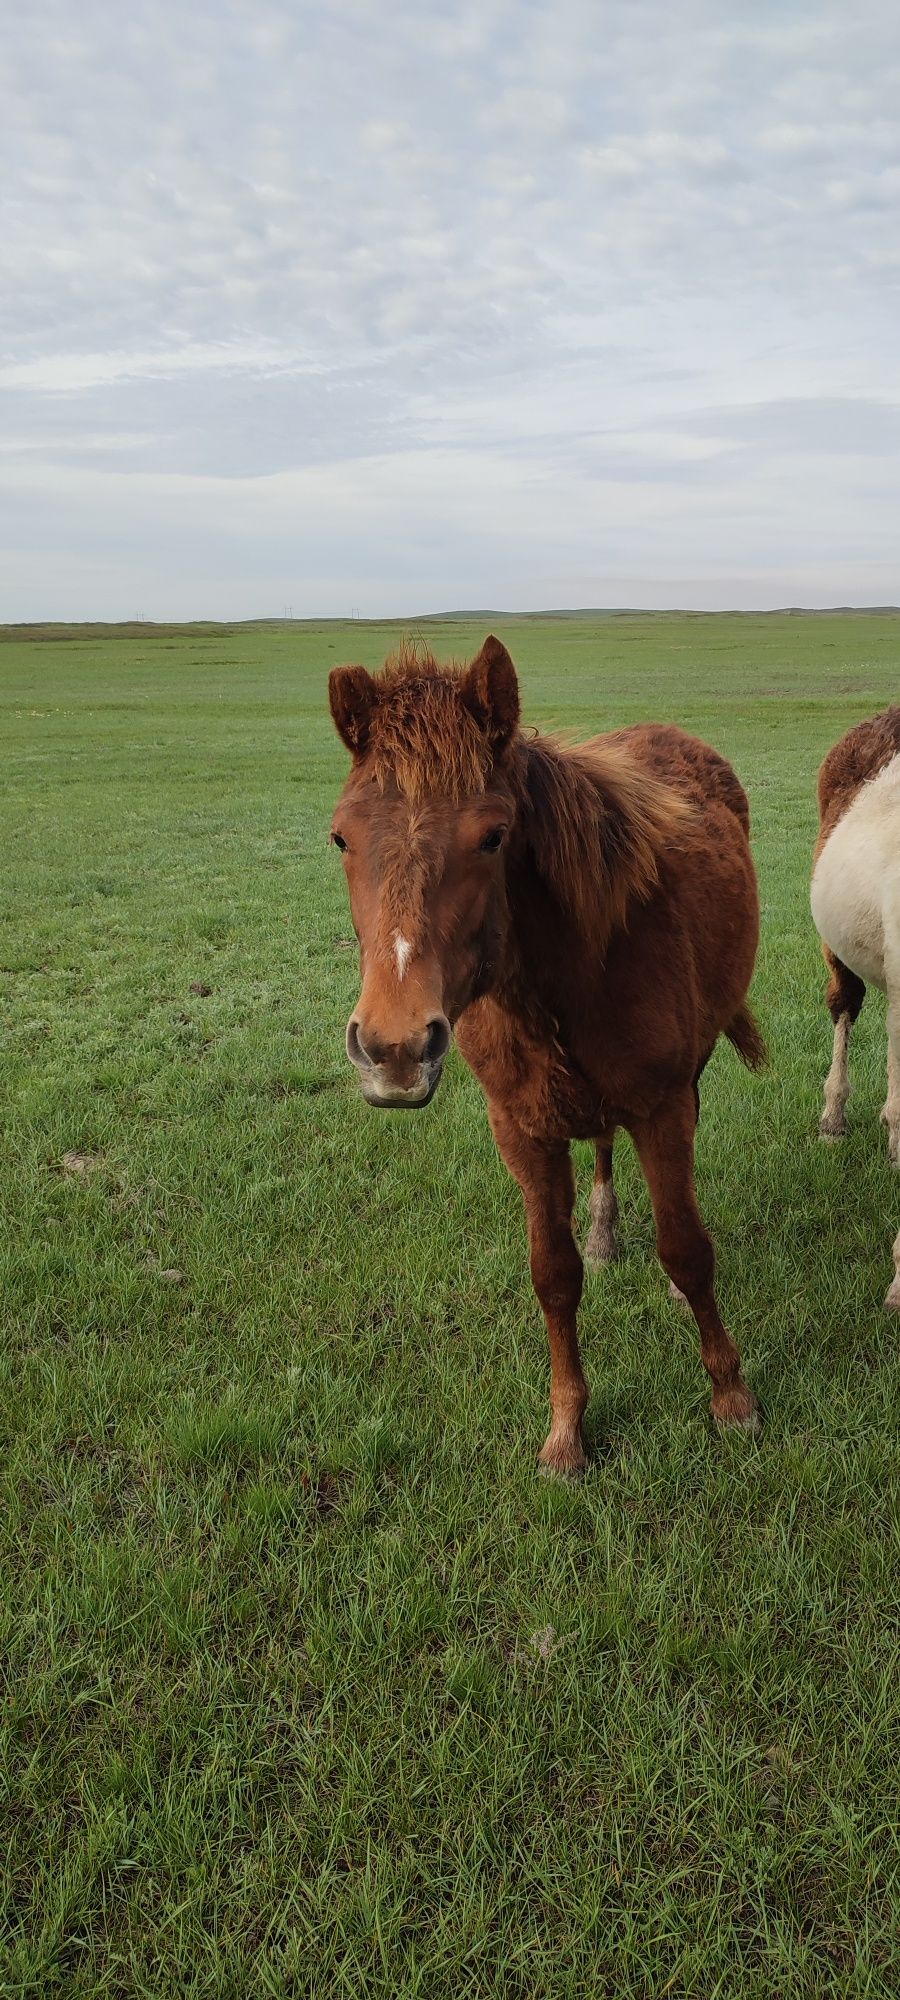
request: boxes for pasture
[2,611,900,1997]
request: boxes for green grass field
[2,612,900,1997]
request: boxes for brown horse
[811,706,900,1310]
[329,636,764,1475]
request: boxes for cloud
[1,0,899,614]
[0,340,320,394]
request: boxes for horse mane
[513,734,691,943]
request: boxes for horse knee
[530,1231,583,1316]
[658,1223,714,1302]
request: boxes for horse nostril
[424,1016,451,1066]
[346,1018,374,1069]
[349,1015,448,1074]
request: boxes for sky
[2,0,899,619]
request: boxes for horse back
[604,723,751,833]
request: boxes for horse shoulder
[816,706,900,856]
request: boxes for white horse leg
[819,948,866,1141]
[585,1142,619,1265]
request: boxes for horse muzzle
[345,1014,450,1110]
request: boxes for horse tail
[725,1003,767,1071]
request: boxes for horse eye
[332,832,347,852]
[480,828,505,854]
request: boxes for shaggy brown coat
[329,636,764,1472]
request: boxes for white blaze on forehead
[394,933,413,980]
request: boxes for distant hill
[2,606,899,640]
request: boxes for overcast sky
[2,0,899,618]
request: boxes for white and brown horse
[329,636,765,1475]
[811,706,900,1310]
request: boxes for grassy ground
[1,612,899,1997]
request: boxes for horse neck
[496,873,578,1044]
[493,760,607,1037]
[490,730,671,1037]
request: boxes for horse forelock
[367,646,493,802]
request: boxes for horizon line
[2,603,900,633]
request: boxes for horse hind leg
[631,1089,759,1432]
[585,1142,619,1265]
[669,1076,703,1306]
[819,947,866,1140]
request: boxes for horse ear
[329,664,378,756]
[460,635,520,753]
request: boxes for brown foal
[329,636,764,1475]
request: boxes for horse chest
[527,1051,610,1141]
[457,1010,614,1141]
[811,753,900,991]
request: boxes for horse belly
[811,754,900,991]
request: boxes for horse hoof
[538,1460,585,1484]
[819,1124,846,1143]
[537,1436,587,1481]
[584,1232,619,1268]
[712,1383,761,1433]
[885,1282,900,1314]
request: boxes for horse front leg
[488,1105,588,1477]
[630,1088,759,1431]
